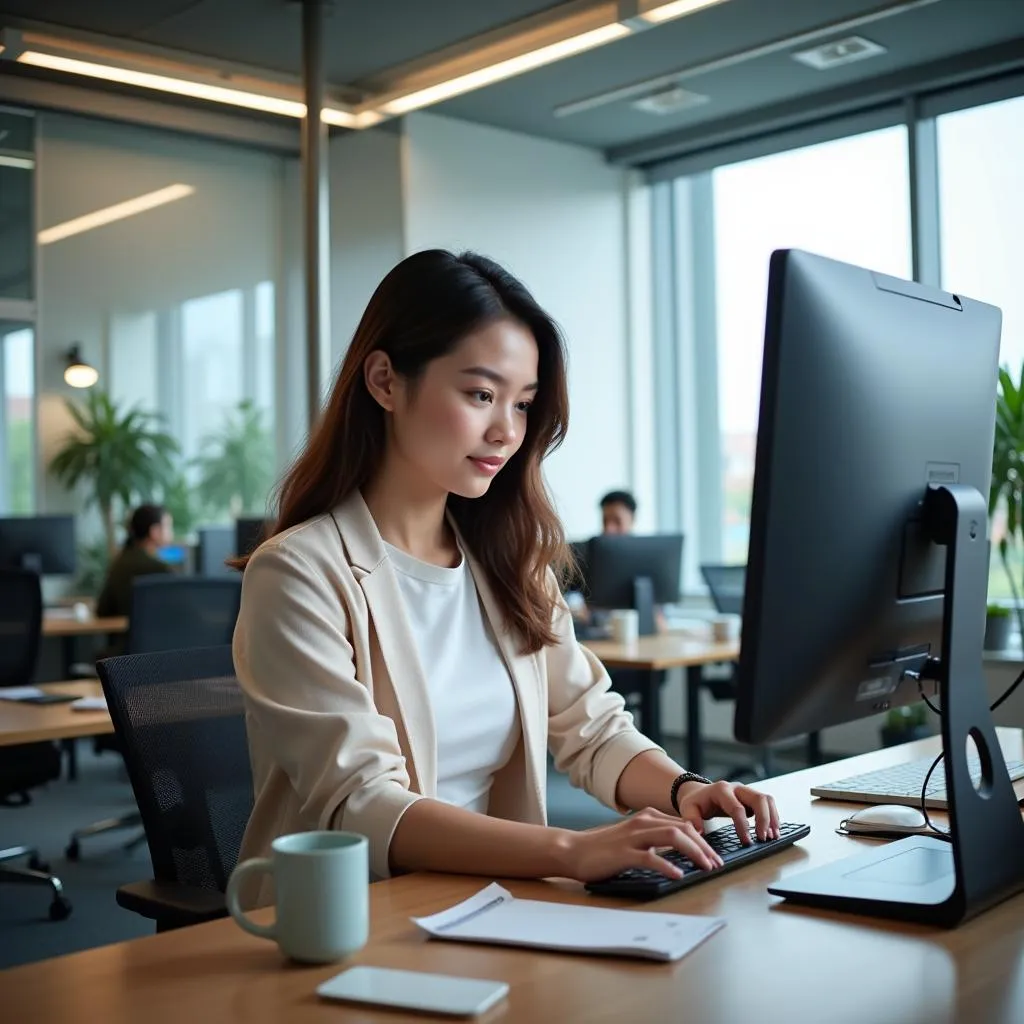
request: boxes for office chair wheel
[49,896,73,921]
[28,853,50,873]
[65,840,80,861]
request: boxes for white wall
[328,126,405,366]
[402,112,640,540]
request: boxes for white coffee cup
[610,608,640,645]
[225,830,369,964]
[711,615,739,643]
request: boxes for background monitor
[0,515,76,574]
[235,517,269,559]
[196,526,235,577]
[701,564,745,616]
[156,544,189,571]
[585,533,683,635]
[734,248,1000,746]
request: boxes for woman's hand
[675,780,781,843]
[555,808,726,882]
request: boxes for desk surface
[0,680,112,746]
[41,612,128,637]
[3,730,1023,1023]
[584,632,740,669]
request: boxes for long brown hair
[239,250,572,654]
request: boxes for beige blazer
[233,491,659,905]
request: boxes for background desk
[5,730,1021,1024]
[0,681,112,747]
[584,634,740,770]
[42,612,128,676]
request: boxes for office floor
[0,736,809,972]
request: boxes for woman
[96,504,172,655]
[233,250,779,906]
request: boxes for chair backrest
[96,645,253,892]
[0,567,42,687]
[128,576,242,654]
[700,563,746,616]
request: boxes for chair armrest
[117,880,228,928]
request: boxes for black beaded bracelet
[670,771,713,814]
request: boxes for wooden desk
[41,614,128,639]
[5,731,1022,1024]
[0,681,112,747]
[584,633,740,771]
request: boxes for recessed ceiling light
[632,85,708,115]
[791,35,887,71]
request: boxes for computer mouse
[842,804,927,835]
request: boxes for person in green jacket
[96,504,173,654]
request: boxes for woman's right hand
[553,808,725,883]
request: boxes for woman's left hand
[674,780,781,844]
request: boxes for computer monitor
[584,534,683,636]
[196,526,235,577]
[734,248,1023,927]
[560,540,590,595]
[235,517,269,559]
[0,515,76,574]
[156,544,189,571]
[700,564,745,616]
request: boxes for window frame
[647,74,1024,596]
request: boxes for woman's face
[366,318,539,500]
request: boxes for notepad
[0,687,46,701]
[412,883,725,962]
[71,696,108,711]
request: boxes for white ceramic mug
[225,830,369,964]
[610,608,640,645]
[711,615,740,643]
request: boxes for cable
[915,663,1024,841]
[991,664,1024,713]
[919,751,950,841]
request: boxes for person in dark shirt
[96,504,173,654]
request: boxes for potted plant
[48,390,180,557]
[984,603,1012,651]
[880,703,931,748]
[193,399,275,521]
[989,363,1024,647]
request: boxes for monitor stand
[633,576,656,636]
[768,483,1024,927]
[19,552,43,574]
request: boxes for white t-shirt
[384,541,521,813]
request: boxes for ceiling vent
[791,35,887,70]
[631,85,708,115]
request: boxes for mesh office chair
[0,568,73,920]
[96,644,253,932]
[66,576,243,860]
[699,564,820,779]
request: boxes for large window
[710,126,913,561]
[0,324,34,513]
[37,113,284,534]
[938,94,1024,599]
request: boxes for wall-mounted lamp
[64,344,98,388]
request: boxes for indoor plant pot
[984,604,1012,651]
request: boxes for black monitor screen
[735,249,1000,745]
[585,534,683,609]
[235,517,269,559]
[0,515,76,574]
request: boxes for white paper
[412,883,725,962]
[71,696,108,711]
[0,687,45,701]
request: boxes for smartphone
[317,966,509,1017]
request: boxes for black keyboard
[584,821,811,900]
